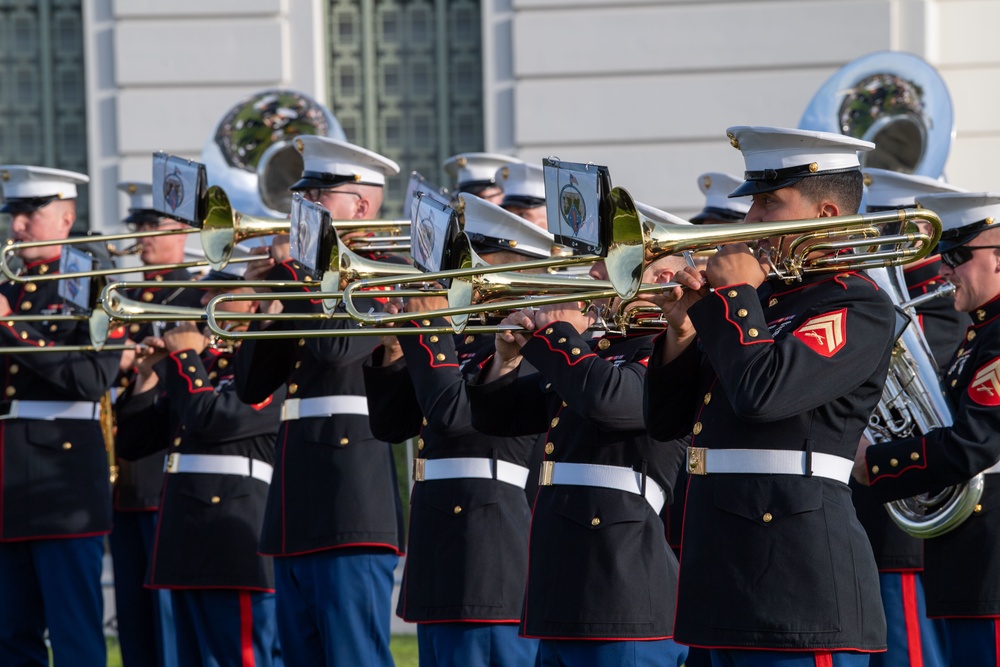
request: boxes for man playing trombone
[645,127,893,666]
[362,196,553,667]
[0,166,125,666]
[234,136,405,667]
[467,250,690,667]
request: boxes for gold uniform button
[38,264,48,274]
[173,437,182,447]
[544,383,552,390]
[748,328,759,338]
[570,347,581,355]
[545,328,554,335]
[727,290,738,298]
[890,458,899,467]
[417,438,424,450]
[429,335,439,343]
[977,309,986,322]
[435,353,446,361]
[768,298,778,307]
[974,504,983,514]
[558,337,566,343]
[288,383,298,394]
[120,377,130,387]
[550,417,559,428]
[19,301,31,310]
[871,465,880,475]
[544,442,554,455]
[179,352,188,360]
[762,512,773,523]
[464,335,475,345]
[910,452,920,461]
[211,496,221,504]
[62,441,72,450]
[208,372,217,380]
[141,292,154,302]
[422,417,428,426]
[968,330,976,342]
[47,325,56,333]
[340,437,349,446]
[737,309,748,317]
[8,364,17,375]
[590,517,600,527]
[218,359,229,369]
[598,338,611,350]
[187,366,196,373]
[154,274,164,282]
[951,379,958,387]
[19,331,27,340]
[129,324,141,334]
[421,319,431,326]
[298,339,306,346]
[692,421,702,435]
[4,387,14,397]
[194,379,203,387]
[24,283,37,293]
[561,401,567,408]
[294,361,302,369]
[453,506,462,515]
[703,392,711,405]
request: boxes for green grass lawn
[104,634,419,666]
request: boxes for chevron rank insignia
[792,309,847,358]
[969,357,1000,406]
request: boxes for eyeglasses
[940,245,1000,269]
[301,188,362,203]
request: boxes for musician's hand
[852,436,873,486]
[119,341,137,374]
[405,294,450,324]
[706,243,769,289]
[244,245,276,285]
[378,299,403,364]
[533,302,595,335]
[487,308,534,381]
[133,336,167,392]
[162,322,209,355]
[268,233,291,265]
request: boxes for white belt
[165,453,273,484]
[280,395,369,421]
[538,461,666,513]
[412,457,530,489]
[0,400,99,421]
[687,447,853,484]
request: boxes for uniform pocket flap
[550,487,648,529]
[422,481,499,516]
[712,476,823,525]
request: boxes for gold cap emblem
[456,156,467,168]
[987,217,996,226]
[727,132,739,149]
[127,183,137,194]
[863,173,873,187]
[0,170,8,181]
[702,175,711,189]
[501,166,510,179]
[295,138,304,153]
[808,162,819,173]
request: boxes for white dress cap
[460,193,554,259]
[691,172,751,223]
[290,136,399,190]
[0,165,89,212]
[916,191,1000,252]
[442,153,522,192]
[496,162,545,208]
[726,126,874,197]
[862,168,966,210]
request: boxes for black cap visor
[0,196,60,215]
[690,207,746,224]
[289,171,374,192]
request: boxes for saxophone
[865,266,984,538]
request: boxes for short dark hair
[792,171,863,215]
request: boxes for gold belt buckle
[412,457,426,482]
[539,460,554,486]
[688,447,707,475]
[166,452,181,473]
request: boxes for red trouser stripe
[901,572,924,666]
[994,619,1000,665]
[814,652,833,667]
[240,591,255,667]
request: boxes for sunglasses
[940,245,1000,269]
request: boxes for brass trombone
[604,187,942,299]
